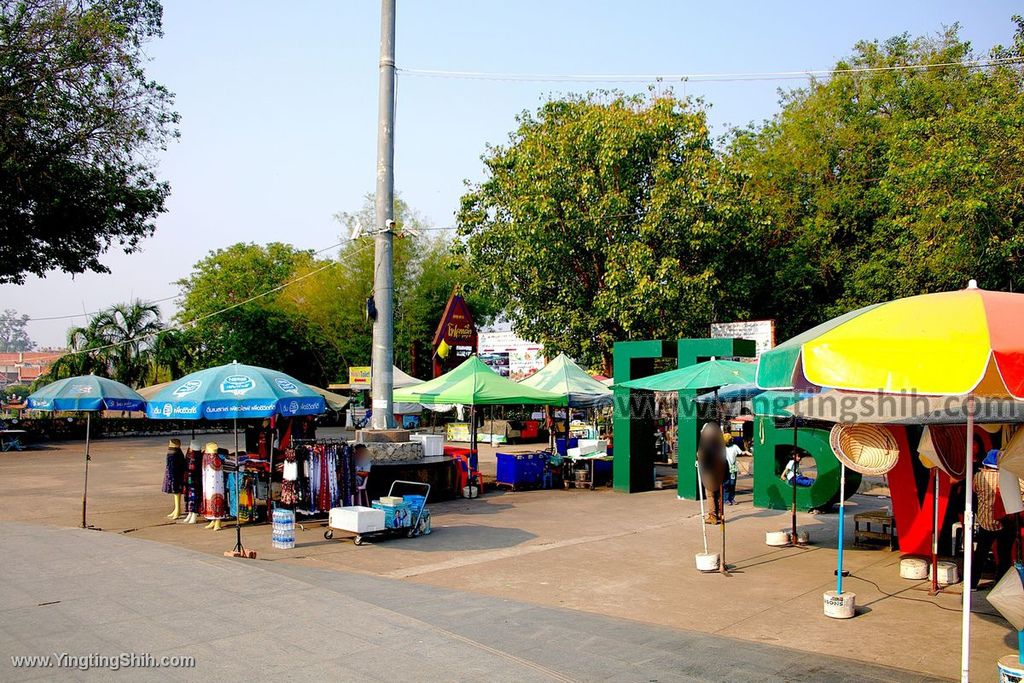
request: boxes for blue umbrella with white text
[146,361,326,556]
[27,375,146,529]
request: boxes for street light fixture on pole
[370,0,396,430]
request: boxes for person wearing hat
[162,439,186,519]
[971,449,1014,589]
[182,440,204,524]
[201,442,227,531]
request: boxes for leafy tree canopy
[0,0,178,284]
[174,242,337,385]
[47,298,164,387]
[731,19,1024,337]
[0,309,35,352]
[458,93,766,372]
[281,193,499,380]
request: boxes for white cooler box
[329,506,386,534]
[576,439,608,456]
[410,434,444,457]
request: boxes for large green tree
[458,93,765,372]
[731,20,1024,337]
[0,0,178,284]
[174,243,340,385]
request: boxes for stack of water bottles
[271,507,296,549]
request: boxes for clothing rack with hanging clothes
[284,439,354,531]
[224,454,271,524]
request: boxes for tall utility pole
[370,0,396,430]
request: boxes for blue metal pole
[837,463,846,595]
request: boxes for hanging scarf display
[294,442,356,515]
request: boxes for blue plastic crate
[372,501,412,528]
[496,452,545,488]
[403,495,426,515]
[593,458,613,482]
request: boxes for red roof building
[0,351,63,386]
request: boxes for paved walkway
[0,522,941,682]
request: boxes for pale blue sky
[5,0,1019,347]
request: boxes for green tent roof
[619,359,757,392]
[393,356,566,406]
[518,353,611,408]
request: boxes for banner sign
[479,330,544,381]
[710,320,776,358]
[432,293,477,349]
[349,366,371,387]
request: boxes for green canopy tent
[394,356,564,490]
[519,352,612,449]
[519,353,612,408]
[618,359,756,395]
[394,355,564,407]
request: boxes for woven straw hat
[918,425,967,480]
[167,438,181,449]
[203,442,219,454]
[829,424,900,476]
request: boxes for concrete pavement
[0,521,941,682]
[0,434,1016,680]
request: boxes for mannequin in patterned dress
[201,442,227,531]
[182,440,204,524]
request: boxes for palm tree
[46,320,110,381]
[149,328,196,383]
[44,300,164,388]
[91,300,163,388]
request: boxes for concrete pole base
[997,654,1024,682]
[823,591,856,619]
[695,552,720,572]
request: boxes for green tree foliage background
[175,195,498,385]
[0,310,35,352]
[0,0,178,284]
[731,20,1024,337]
[460,20,1024,368]
[458,92,767,373]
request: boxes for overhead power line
[397,56,1024,84]
[27,295,180,322]
[25,240,348,323]
[40,240,371,360]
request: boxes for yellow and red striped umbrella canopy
[757,284,1024,398]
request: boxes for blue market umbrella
[144,361,326,421]
[27,375,145,529]
[146,362,326,555]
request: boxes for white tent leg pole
[696,460,708,555]
[960,397,974,683]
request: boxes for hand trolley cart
[324,480,431,545]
